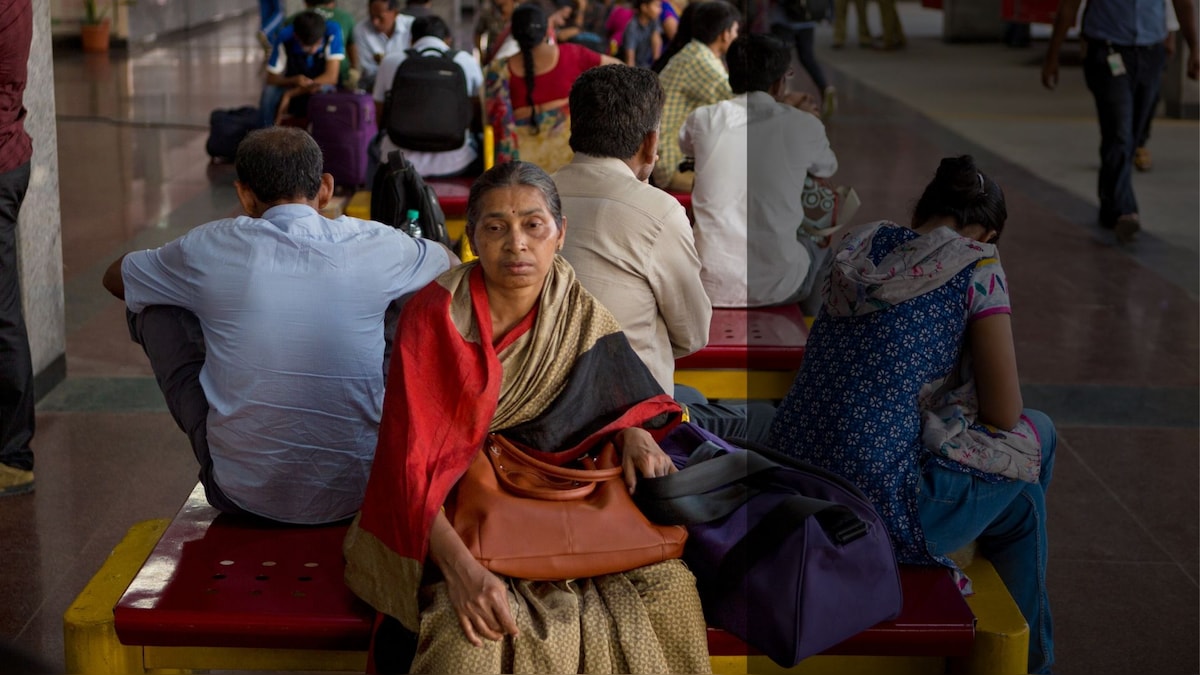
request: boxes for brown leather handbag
[446,433,688,580]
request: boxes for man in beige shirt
[556,64,772,442]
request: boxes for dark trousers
[674,384,775,445]
[126,305,248,514]
[772,24,829,93]
[1082,39,1165,227]
[0,162,33,470]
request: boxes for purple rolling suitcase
[307,91,377,189]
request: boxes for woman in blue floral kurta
[768,156,1055,675]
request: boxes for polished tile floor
[1,3,1197,674]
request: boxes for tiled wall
[22,2,67,389]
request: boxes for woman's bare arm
[967,313,1023,430]
[427,510,519,645]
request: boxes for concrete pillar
[940,0,1007,42]
[21,3,67,397]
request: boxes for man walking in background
[1042,0,1198,243]
[0,0,35,497]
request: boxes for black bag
[384,48,471,152]
[370,150,452,247]
[206,106,261,163]
[780,0,829,23]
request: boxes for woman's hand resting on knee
[615,427,677,494]
[428,510,519,646]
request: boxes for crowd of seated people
[177,5,1059,672]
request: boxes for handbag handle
[487,434,622,501]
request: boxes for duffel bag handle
[635,444,781,525]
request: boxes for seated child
[259,10,345,127]
[623,0,663,68]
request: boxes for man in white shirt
[373,14,483,178]
[353,0,415,92]
[101,128,455,525]
[556,64,772,442]
[682,32,838,311]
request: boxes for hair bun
[934,155,987,199]
[512,4,549,49]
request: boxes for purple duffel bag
[636,422,903,667]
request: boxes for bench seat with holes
[674,305,810,400]
[64,483,1029,675]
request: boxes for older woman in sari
[343,161,711,674]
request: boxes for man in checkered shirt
[652,0,740,192]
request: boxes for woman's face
[470,185,565,292]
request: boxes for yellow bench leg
[63,519,168,675]
[953,557,1030,675]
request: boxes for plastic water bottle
[404,209,422,240]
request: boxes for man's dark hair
[412,14,451,41]
[692,0,739,45]
[235,127,325,204]
[372,0,403,9]
[303,0,333,7]
[568,65,664,159]
[293,11,327,46]
[727,33,789,95]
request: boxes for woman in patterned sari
[485,3,620,174]
[768,156,1056,675]
[343,161,711,674]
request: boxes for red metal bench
[78,483,1004,674]
[425,177,474,217]
[674,305,809,400]
[665,188,692,213]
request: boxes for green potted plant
[81,0,124,52]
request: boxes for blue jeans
[917,408,1056,674]
[258,84,334,128]
[1082,39,1165,227]
[259,84,287,127]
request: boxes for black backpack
[370,150,452,247]
[384,47,471,153]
